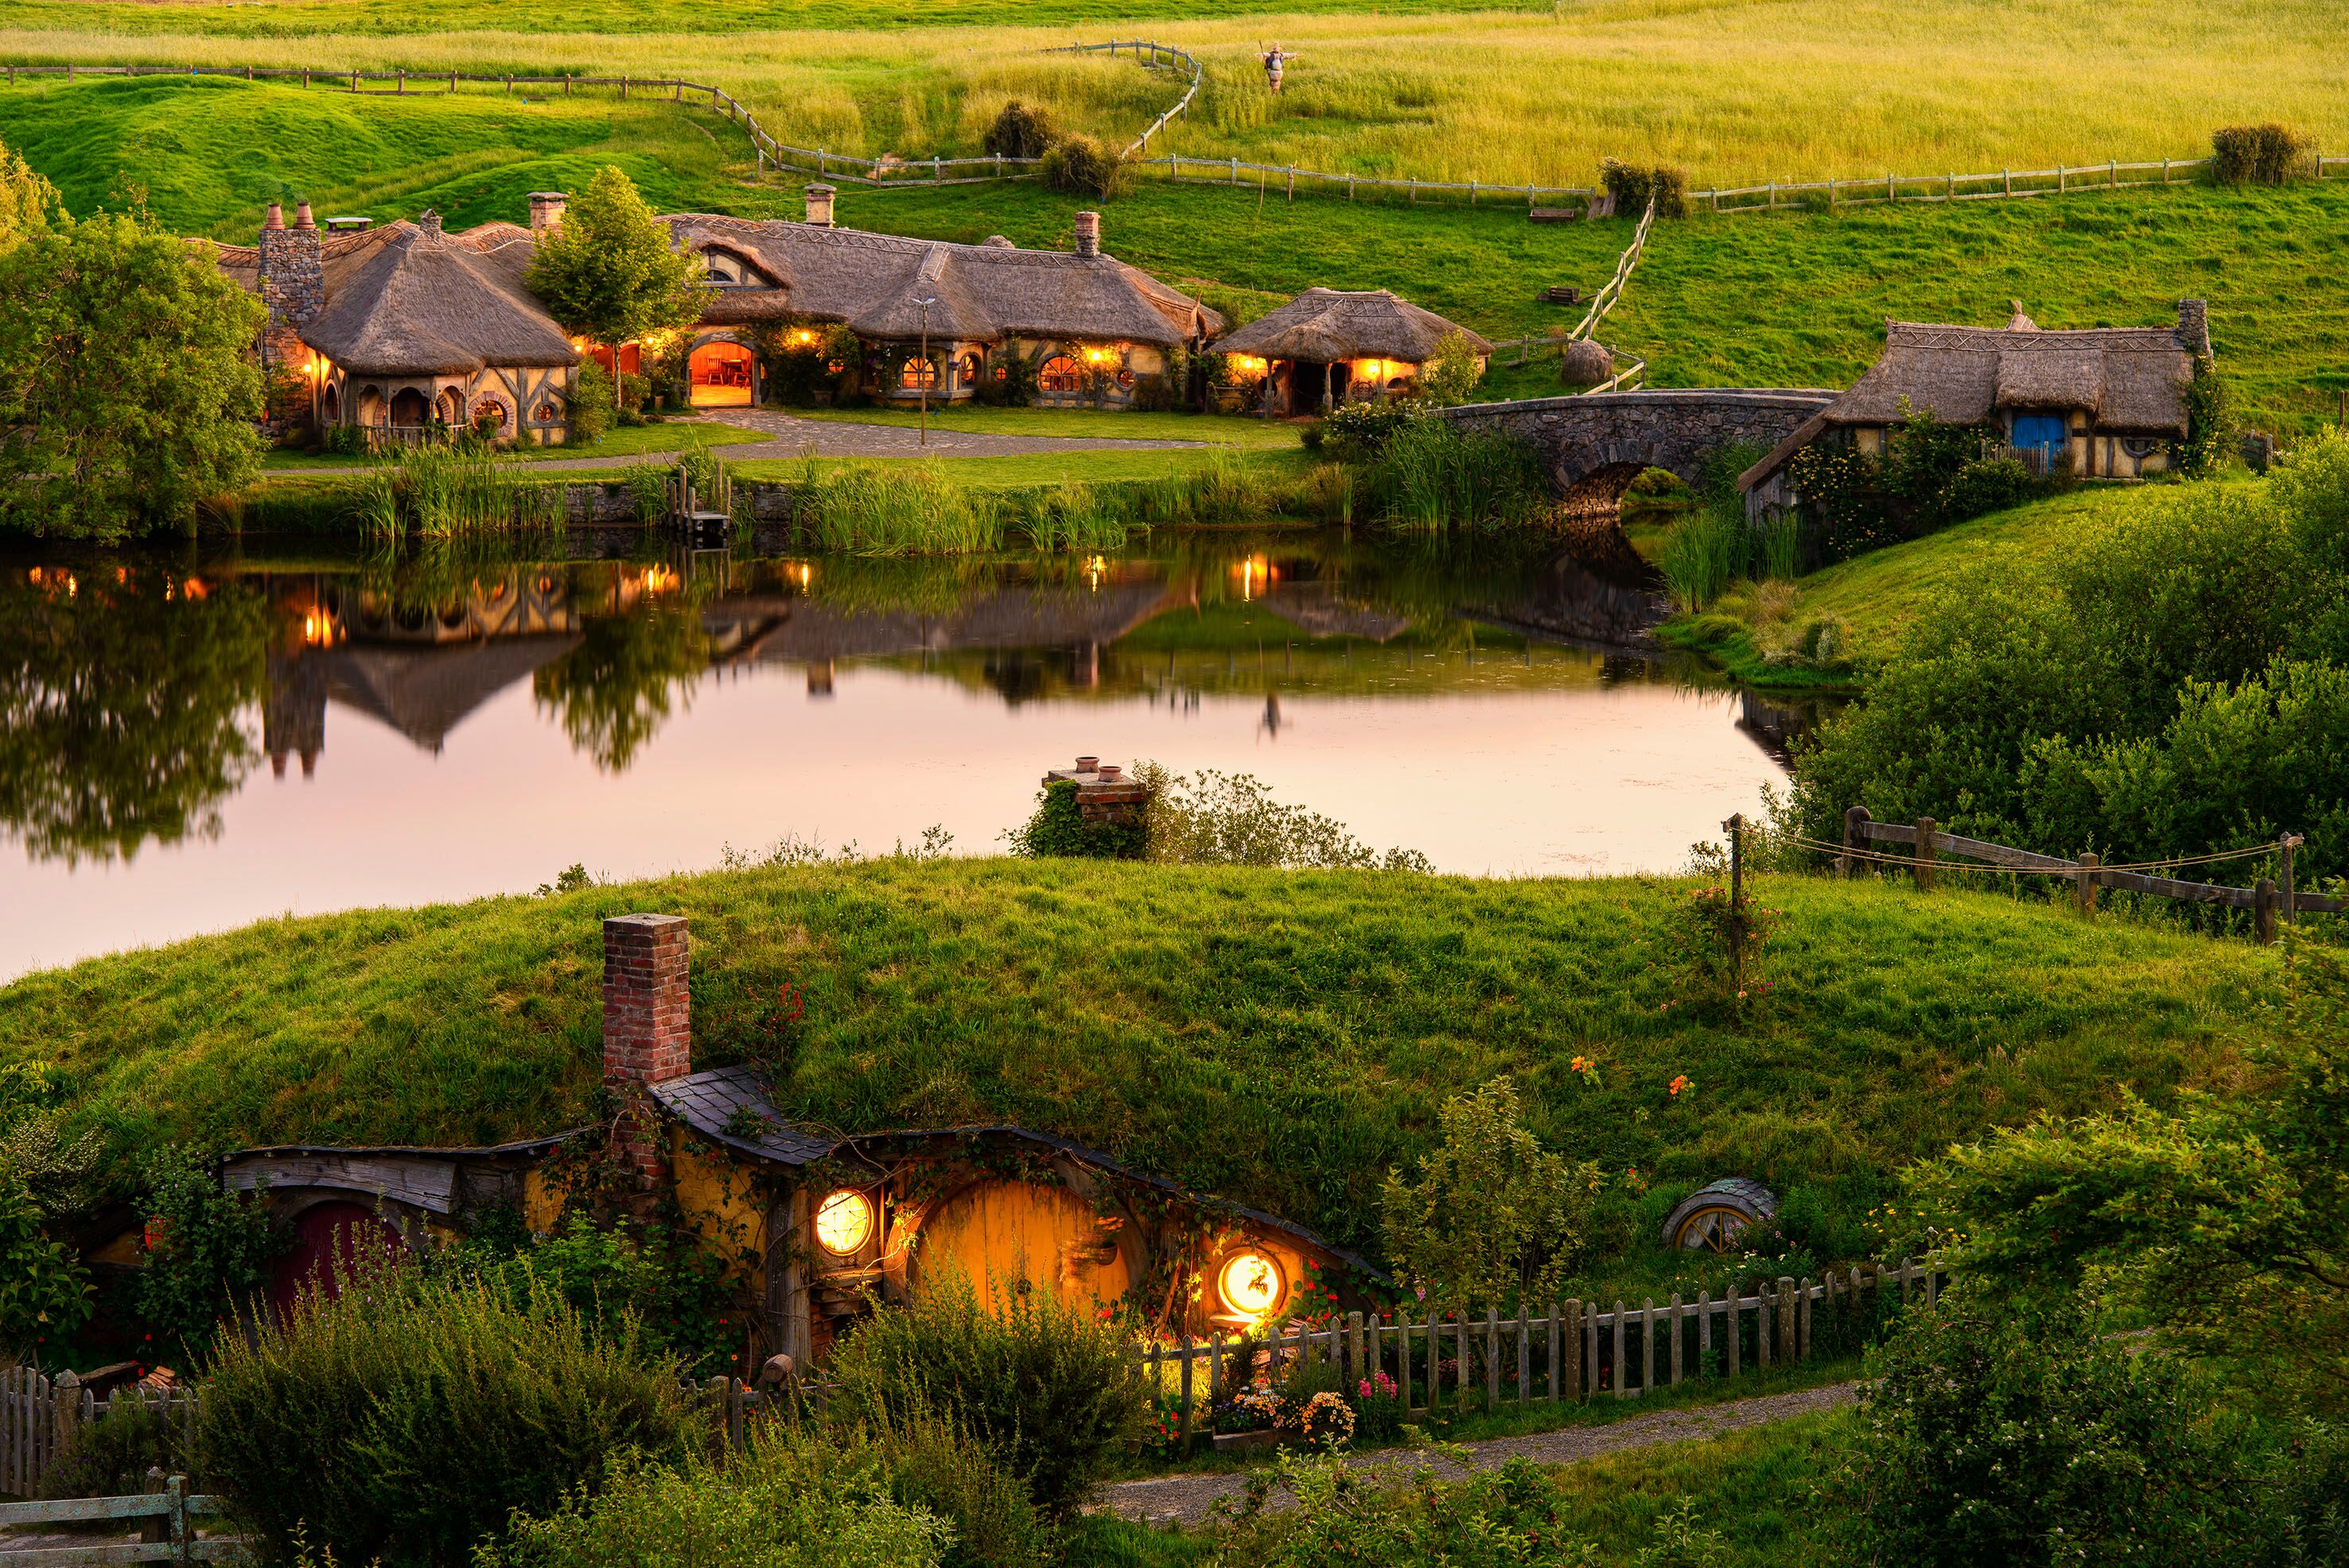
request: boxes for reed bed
[350,442,559,539]
[5,0,2346,187]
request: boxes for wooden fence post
[1725,1290,1741,1378]
[166,1473,189,1567]
[1698,1288,1713,1375]
[1755,1288,1771,1370]
[1840,805,1870,877]
[2281,833,2301,924]
[1612,1300,1628,1399]
[2076,851,2101,917]
[2256,877,2278,945]
[1547,1303,1562,1401]
[1914,816,1936,891]
[1797,1278,1812,1360]
[1582,1300,1597,1401]
[1669,1294,1685,1386]
[1178,1333,1195,1450]
[1515,1304,1530,1406]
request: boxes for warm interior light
[644,564,679,595]
[815,1189,874,1255]
[300,609,339,648]
[1216,1249,1286,1320]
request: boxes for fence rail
[1688,153,2346,212]
[0,1477,236,1566]
[1834,811,2343,939]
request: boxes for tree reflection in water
[531,603,710,774]
[0,565,269,863]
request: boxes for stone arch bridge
[1443,389,1836,519]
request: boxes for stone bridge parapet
[1443,389,1836,516]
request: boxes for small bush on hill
[1140,766,1435,871]
[982,101,1055,161]
[200,1266,693,1568]
[1219,1443,1604,1566]
[1040,136,1128,201]
[1600,158,1687,217]
[2211,123,2311,185]
[133,1144,278,1361]
[1414,329,1486,408]
[1316,398,1420,461]
[1001,780,1145,860]
[826,1269,1148,1520]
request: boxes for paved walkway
[1093,1380,1858,1527]
[282,409,1210,477]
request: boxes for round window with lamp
[815,1189,875,1257]
[1214,1247,1287,1322]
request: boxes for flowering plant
[1296,1391,1356,1445]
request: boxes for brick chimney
[803,183,836,228]
[2177,298,2211,359]
[1073,210,1100,259]
[257,201,325,427]
[528,191,567,232]
[1043,755,1149,829]
[602,912,690,1185]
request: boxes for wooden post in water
[1914,816,1936,892]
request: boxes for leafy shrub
[2211,123,2312,185]
[1600,157,1687,217]
[1317,398,1421,461]
[480,1432,950,1568]
[1414,329,1486,408]
[1367,415,1548,529]
[133,1145,278,1360]
[1126,372,1174,412]
[1139,765,1433,871]
[971,349,1037,408]
[1840,1292,2254,1566]
[566,362,615,445]
[39,1397,175,1500]
[2251,1418,2349,1567]
[982,101,1055,160]
[467,1212,753,1379]
[0,1173,91,1362]
[1379,1078,1604,1309]
[1941,453,2034,519]
[199,1266,694,1568]
[1040,135,1128,200]
[617,372,651,416]
[1001,780,1145,860]
[1219,1444,1601,1566]
[825,1270,1149,1520]
[2174,356,2234,477]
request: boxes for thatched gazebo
[1212,288,1492,415]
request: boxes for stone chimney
[418,208,442,235]
[603,912,690,1184]
[257,201,325,426]
[2177,298,2211,359]
[528,191,567,232]
[1073,210,1100,259]
[803,183,836,228]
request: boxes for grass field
[8,74,2339,437]
[2,0,2343,188]
[0,858,2277,1264]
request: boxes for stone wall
[1443,389,1837,506]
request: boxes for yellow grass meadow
[2,0,2345,187]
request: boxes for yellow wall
[670,1130,771,1291]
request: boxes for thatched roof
[1739,302,2204,491]
[663,214,1223,347]
[1212,288,1492,364]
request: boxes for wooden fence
[1124,1257,1939,1450]
[1,1372,202,1504]
[1834,810,2344,940]
[1690,154,2349,213]
[0,1477,236,1566]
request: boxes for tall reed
[1658,503,1803,612]
[347,441,528,539]
[1367,417,1548,531]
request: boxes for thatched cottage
[224,188,1223,443]
[1212,288,1492,415]
[1739,300,2211,508]
[159,914,1375,1367]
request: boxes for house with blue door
[1738,298,2209,509]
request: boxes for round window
[1215,1248,1286,1319]
[815,1189,874,1255]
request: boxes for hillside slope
[0,860,2273,1255]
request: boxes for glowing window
[815,1189,874,1255]
[470,396,507,430]
[1038,355,1085,393]
[1216,1248,1286,1319]
[900,357,941,390]
[532,402,561,424]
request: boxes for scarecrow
[1260,45,1299,92]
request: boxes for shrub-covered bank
[0,858,2275,1263]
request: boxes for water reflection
[0,529,1791,975]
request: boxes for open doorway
[688,340,757,407]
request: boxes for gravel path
[281,409,1210,477]
[1095,1380,1858,1527]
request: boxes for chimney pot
[1075,755,1099,772]
[293,200,314,230]
[1098,764,1122,781]
[804,183,836,228]
[1073,210,1100,259]
[264,201,285,232]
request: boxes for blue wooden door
[2012,414,2067,454]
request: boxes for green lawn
[0,859,2275,1262]
[783,405,1305,451]
[1538,1409,1850,1562]
[258,421,769,471]
[730,445,1312,489]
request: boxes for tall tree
[524,165,703,352]
[0,209,266,539]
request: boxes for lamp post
[913,296,938,446]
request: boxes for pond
[0,527,1800,979]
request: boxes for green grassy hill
[0,859,2274,1261]
[6,74,2337,434]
